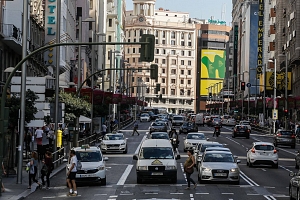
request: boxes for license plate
[152,172,163,175]
[78,174,95,178]
[281,139,290,142]
[214,173,227,176]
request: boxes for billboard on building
[200,49,226,96]
[260,72,292,91]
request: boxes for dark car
[274,129,296,148]
[179,122,198,134]
[232,125,250,139]
[148,111,158,120]
[149,132,170,140]
[149,122,168,133]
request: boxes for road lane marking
[145,193,158,194]
[239,170,259,186]
[252,137,297,155]
[134,134,147,154]
[170,193,184,194]
[222,193,234,194]
[117,164,134,185]
[279,165,293,173]
[195,193,209,195]
[263,195,277,200]
[94,194,107,196]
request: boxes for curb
[13,162,66,200]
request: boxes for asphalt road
[26,122,296,200]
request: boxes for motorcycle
[214,126,221,137]
[170,135,179,151]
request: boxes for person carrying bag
[41,151,54,189]
[184,150,197,190]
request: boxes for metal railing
[52,146,66,167]
[0,23,22,42]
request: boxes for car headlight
[121,142,126,145]
[202,167,211,172]
[230,168,239,172]
[98,165,105,170]
[186,142,191,145]
[165,165,176,170]
[137,166,147,170]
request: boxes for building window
[171,69,176,74]
[162,31,165,38]
[109,19,112,27]
[188,51,192,56]
[171,31,176,39]
[108,35,112,42]
[171,50,176,55]
[162,69,166,73]
[171,79,176,83]
[171,59,176,65]
[181,79,184,84]
[188,33,191,39]
[140,29,143,36]
[156,49,159,54]
[128,30,131,37]
[155,39,158,44]
[138,68,142,72]
[180,89,184,95]
[162,88,165,94]
[181,70,184,75]
[155,58,158,63]
[188,80,191,84]
[133,48,136,53]
[171,40,176,45]
[127,48,130,53]
[162,78,165,83]
[162,40,166,44]
[134,30,137,36]
[171,89,175,95]
[163,49,166,54]
[132,88,135,93]
[181,33,184,39]
[155,30,158,37]
[134,39,136,42]
[187,90,191,96]
[181,41,185,46]
[188,60,191,65]
[162,59,166,64]
[181,50,185,56]
[146,77,149,82]
[146,88,150,93]
[133,58,136,62]
[132,77,135,82]
[188,70,191,75]
[128,39,130,42]
[188,42,192,46]
[181,60,184,65]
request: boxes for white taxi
[65,145,108,185]
[100,132,128,154]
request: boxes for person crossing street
[132,121,140,136]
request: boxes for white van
[195,113,204,126]
[133,139,180,183]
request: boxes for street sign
[272,109,278,120]
[246,83,251,88]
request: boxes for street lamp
[278,54,288,130]
[268,58,276,134]
[239,71,248,119]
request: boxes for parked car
[246,142,278,168]
[140,113,150,122]
[198,151,240,184]
[273,129,296,149]
[149,122,168,133]
[179,122,198,134]
[232,125,250,139]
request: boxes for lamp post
[269,59,277,134]
[278,54,288,130]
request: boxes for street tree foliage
[52,92,91,123]
[6,89,39,128]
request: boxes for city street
[26,122,295,200]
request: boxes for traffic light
[156,83,160,91]
[140,34,155,62]
[241,82,245,91]
[284,109,288,117]
[209,92,212,99]
[150,64,158,80]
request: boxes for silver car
[198,151,240,184]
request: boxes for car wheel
[123,147,128,154]
[248,160,253,168]
[292,145,296,149]
[101,177,106,186]
[273,163,278,169]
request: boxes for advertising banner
[201,49,226,79]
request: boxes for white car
[226,118,237,126]
[140,113,150,122]
[183,132,208,152]
[246,142,278,168]
[65,145,108,185]
[198,151,240,184]
[239,121,251,131]
[100,133,128,154]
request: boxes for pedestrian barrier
[52,146,65,168]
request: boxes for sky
[125,0,233,26]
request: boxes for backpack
[76,160,82,170]
[41,164,48,174]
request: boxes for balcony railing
[0,23,22,43]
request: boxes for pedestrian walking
[67,150,78,196]
[184,150,197,190]
[47,128,55,150]
[35,127,44,161]
[27,151,42,189]
[132,121,139,136]
[41,151,54,189]
[2,162,6,192]
[101,123,107,139]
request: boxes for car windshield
[140,147,174,159]
[200,144,223,152]
[183,122,193,126]
[76,151,102,162]
[105,134,124,140]
[151,133,169,139]
[241,121,250,125]
[187,134,205,140]
[152,123,164,126]
[236,126,247,131]
[214,118,221,122]
[173,117,184,120]
[279,131,294,135]
[206,148,230,152]
[141,114,149,117]
[254,145,275,150]
[203,153,235,162]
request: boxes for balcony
[179,74,185,78]
[269,25,276,34]
[186,65,193,69]
[179,65,185,69]
[269,42,275,51]
[270,8,276,17]
[0,23,22,54]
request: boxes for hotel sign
[256,0,264,79]
[208,19,226,25]
[44,0,57,65]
